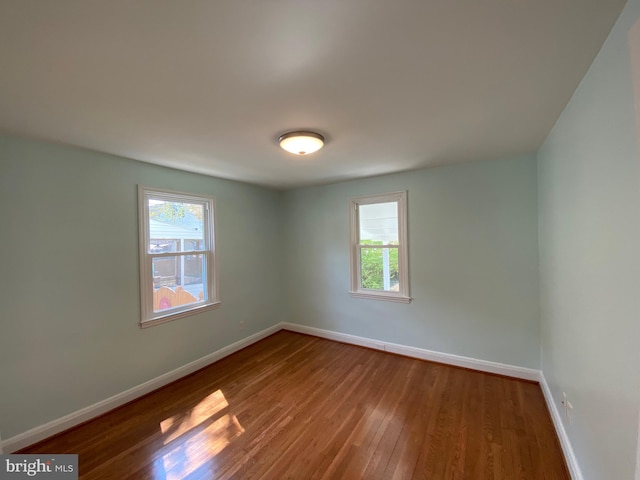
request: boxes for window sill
[349,291,412,303]
[140,301,221,329]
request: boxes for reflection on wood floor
[21,330,569,479]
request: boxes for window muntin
[139,187,219,327]
[350,192,410,303]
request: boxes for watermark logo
[0,455,77,479]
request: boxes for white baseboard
[539,373,583,480]
[3,320,582,480]
[281,322,585,476]
[280,322,540,381]
[2,324,281,453]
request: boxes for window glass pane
[359,202,398,245]
[360,247,399,291]
[149,239,179,253]
[152,254,207,312]
[148,199,205,253]
[184,239,204,251]
[184,253,205,286]
[153,255,180,287]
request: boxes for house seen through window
[139,187,220,327]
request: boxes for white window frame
[349,191,410,303]
[138,186,220,328]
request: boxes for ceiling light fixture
[278,131,325,155]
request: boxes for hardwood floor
[22,331,569,479]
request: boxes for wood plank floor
[22,331,569,479]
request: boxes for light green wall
[0,135,283,439]
[538,0,640,477]
[282,156,540,368]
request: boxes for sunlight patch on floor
[160,389,230,444]
[154,389,245,479]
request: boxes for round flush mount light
[278,131,325,155]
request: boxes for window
[138,186,220,327]
[349,191,410,303]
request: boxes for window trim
[138,185,220,328]
[349,191,411,303]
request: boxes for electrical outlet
[561,392,568,414]
[239,321,246,331]
[566,401,573,424]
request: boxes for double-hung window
[349,191,410,303]
[138,186,220,327]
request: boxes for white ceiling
[0,0,626,189]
